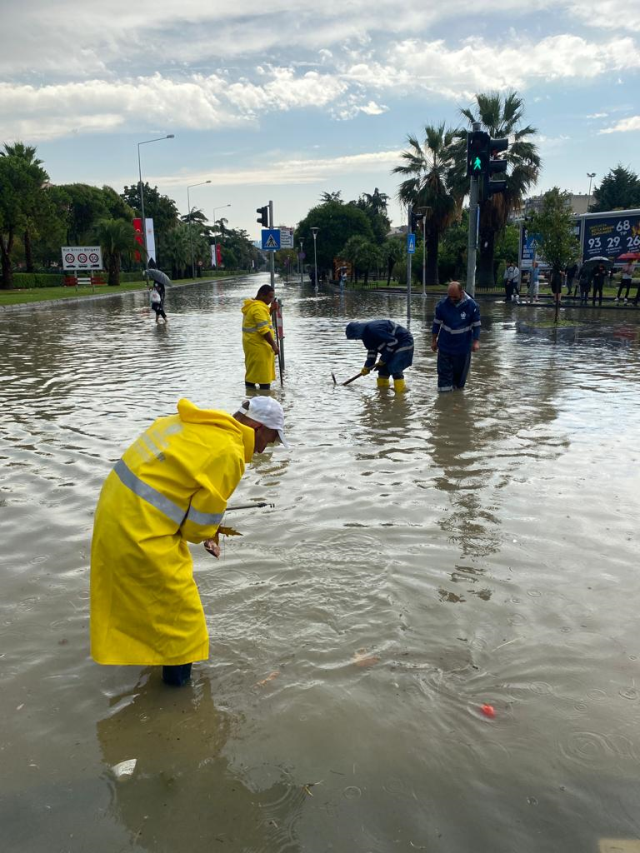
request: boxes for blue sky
[1,0,638,237]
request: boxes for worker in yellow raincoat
[91,396,289,686]
[242,284,279,389]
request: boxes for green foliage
[437,210,468,282]
[297,201,374,277]
[121,183,180,234]
[590,166,640,212]
[340,235,383,284]
[528,188,580,272]
[382,237,405,285]
[94,218,139,285]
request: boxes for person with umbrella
[615,255,638,303]
[144,269,171,323]
[591,262,607,307]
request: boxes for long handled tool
[226,502,275,511]
[334,362,383,386]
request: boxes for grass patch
[525,317,588,329]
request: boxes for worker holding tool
[345,320,414,392]
[90,396,288,687]
[431,281,481,392]
[241,284,279,389]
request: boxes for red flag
[133,218,143,262]
[216,244,222,266]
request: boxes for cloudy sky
[1,0,638,236]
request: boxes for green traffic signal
[473,156,482,172]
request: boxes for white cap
[243,397,289,448]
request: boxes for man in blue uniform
[432,281,481,392]
[345,319,414,393]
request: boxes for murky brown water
[1,275,640,852]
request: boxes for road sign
[280,228,294,249]
[61,246,103,271]
[298,252,306,260]
[262,229,281,251]
[407,234,416,254]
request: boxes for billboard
[582,214,640,263]
[61,246,103,271]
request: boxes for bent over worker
[345,320,414,393]
[241,284,279,389]
[91,396,288,687]
[432,281,481,392]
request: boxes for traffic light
[467,130,489,177]
[410,209,424,233]
[256,205,268,227]
[483,137,509,198]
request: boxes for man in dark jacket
[345,319,414,393]
[591,263,607,307]
[431,281,481,392]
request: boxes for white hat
[244,397,289,448]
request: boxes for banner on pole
[133,218,143,262]
[211,244,217,267]
[145,218,156,265]
[216,244,222,267]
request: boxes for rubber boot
[394,377,406,394]
[162,663,192,686]
[377,376,390,389]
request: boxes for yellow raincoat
[242,298,276,385]
[90,399,254,666]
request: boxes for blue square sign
[261,229,281,251]
[407,233,416,254]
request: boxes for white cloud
[586,112,608,118]
[599,116,640,134]
[568,0,640,33]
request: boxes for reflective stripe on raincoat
[90,399,254,666]
[241,299,275,385]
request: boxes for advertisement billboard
[582,214,640,263]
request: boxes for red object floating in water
[481,704,496,718]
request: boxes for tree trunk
[387,258,394,286]
[426,228,439,286]
[0,231,15,290]
[364,269,369,286]
[24,229,34,273]
[107,254,121,286]
[477,229,496,289]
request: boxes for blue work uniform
[432,295,481,392]
[345,320,414,378]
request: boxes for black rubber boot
[162,663,192,686]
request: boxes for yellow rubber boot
[377,376,390,389]
[394,377,406,394]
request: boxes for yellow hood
[241,298,255,315]
[177,399,254,461]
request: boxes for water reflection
[98,674,304,853]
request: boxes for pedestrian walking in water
[345,319,414,393]
[432,281,481,392]
[90,396,289,687]
[504,262,520,303]
[241,284,279,390]
[578,265,591,304]
[150,284,167,323]
[591,263,607,307]
[615,262,636,303]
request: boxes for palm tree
[94,219,138,286]
[452,91,541,287]
[320,191,343,204]
[382,237,404,286]
[163,223,192,279]
[1,142,48,272]
[361,187,389,215]
[393,123,459,287]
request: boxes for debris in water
[111,758,137,780]
[353,649,380,667]
[481,704,496,718]
[256,671,280,687]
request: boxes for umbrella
[144,268,171,287]
[617,252,640,261]
[582,256,614,270]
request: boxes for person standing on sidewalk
[616,262,636,303]
[591,263,607,307]
[431,281,481,392]
[565,262,578,297]
[503,263,520,303]
[528,261,540,303]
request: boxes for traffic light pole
[407,205,412,323]
[466,175,480,298]
[269,200,275,292]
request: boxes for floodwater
[1,275,640,853]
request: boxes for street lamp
[586,172,596,213]
[310,227,319,292]
[212,203,231,271]
[299,240,303,285]
[137,134,174,266]
[187,180,211,278]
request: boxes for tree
[393,123,460,286]
[351,189,391,244]
[297,201,374,279]
[382,237,404,286]
[528,188,580,322]
[162,223,191,279]
[121,183,180,235]
[0,154,43,288]
[94,219,139,286]
[361,187,389,215]
[590,166,640,212]
[319,191,343,204]
[452,91,541,287]
[1,143,49,272]
[437,210,468,282]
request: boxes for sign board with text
[279,228,294,249]
[61,246,103,271]
[582,214,640,263]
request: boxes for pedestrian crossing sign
[261,229,281,251]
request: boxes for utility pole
[422,215,427,297]
[466,121,482,298]
[299,241,303,285]
[269,200,275,292]
[407,205,413,322]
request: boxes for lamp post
[299,240,303,285]
[187,180,211,278]
[311,227,319,292]
[586,172,596,213]
[212,203,231,272]
[137,134,174,266]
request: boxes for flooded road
[1,275,640,853]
